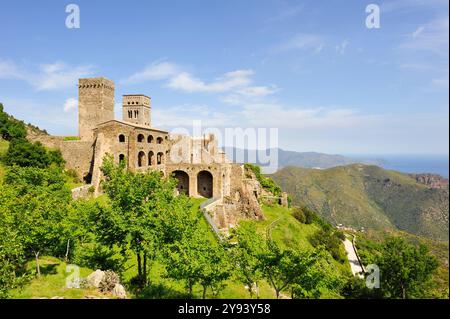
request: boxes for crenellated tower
[78,77,115,141]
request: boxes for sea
[349,154,449,178]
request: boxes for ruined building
[28,77,266,230]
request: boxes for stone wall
[26,129,94,181]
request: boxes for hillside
[270,165,449,241]
[224,148,380,170]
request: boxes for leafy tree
[97,155,193,287]
[0,184,27,298]
[289,256,345,298]
[309,226,347,263]
[259,239,321,299]
[376,237,438,299]
[229,224,266,298]
[0,103,27,141]
[196,240,231,299]
[4,138,64,168]
[2,166,71,276]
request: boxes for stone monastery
[28,77,281,230]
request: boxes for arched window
[156,137,163,144]
[137,151,146,167]
[148,151,154,166]
[137,134,145,143]
[128,110,132,118]
[119,154,125,163]
[157,152,164,165]
[147,135,154,143]
[118,134,125,143]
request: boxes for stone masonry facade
[28,77,264,230]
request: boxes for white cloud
[123,61,259,94]
[34,62,94,91]
[237,86,279,97]
[123,61,180,84]
[0,58,94,91]
[63,97,78,112]
[167,69,253,93]
[0,59,22,79]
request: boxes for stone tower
[122,94,151,127]
[78,77,115,141]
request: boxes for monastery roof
[94,119,169,134]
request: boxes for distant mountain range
[224,147,382,172]
[270,165,449,241]
[224,148,448,177]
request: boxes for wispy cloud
[381,0,448,13]
[336,40,350,55]
[167,69,253,93]
[63,97,77,112]
[122,60,180,84]
[266,5,303,22]
[275,33,325,54]
[123,60,278,96]
[0,59,94,91]
[400,17,449,56]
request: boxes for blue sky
[0,0,448,155]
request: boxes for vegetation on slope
[270,165,449,241]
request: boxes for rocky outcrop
[409,173,449,189]
[85,269,127,299]
[112,284,127,299]
[86,270,105,288]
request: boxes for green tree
[97,155,192,287]
[229,224,266,298]
[0,104,27,141]
[2,166,71,276]
[377,237,438,299]
[4,138,63,168]
[197,240,231,299]
[0,184,27,298]
[259,239,321,299]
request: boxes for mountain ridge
[270,164,449,241]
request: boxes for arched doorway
[137,151,146,167]
[197,170,213,198]
[173,170,189,196]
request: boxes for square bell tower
[122,94,151,127]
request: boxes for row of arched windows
[118,134,166,144]
[137,151,165,167]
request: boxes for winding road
[343,236,364,278]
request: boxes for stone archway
[173,170,190,196]
[137,151,146,167]
[197,170,213,198]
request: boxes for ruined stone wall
[26,130,93,181]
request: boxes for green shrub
[244,163,282,196]
[4,138,64,168]
[0,104,27,141]
[63,136,80,141]
[309,228,347,263]
[292,207,306,223]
